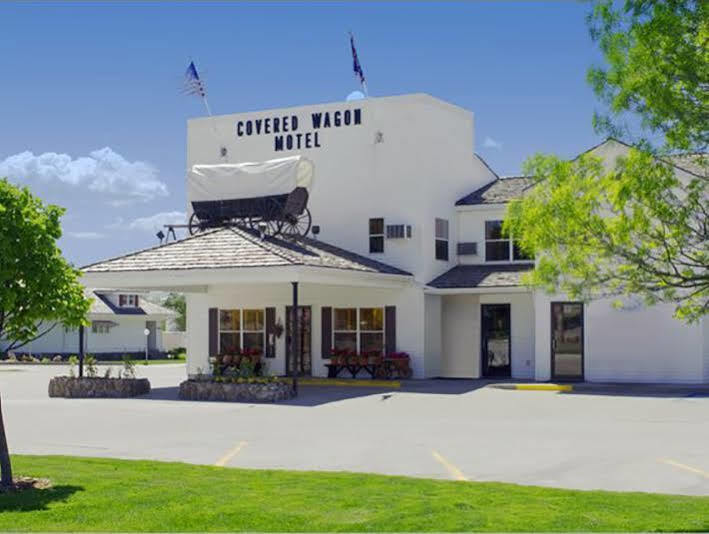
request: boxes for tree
[506,0,708,322]
[0,177,91,487]
[163,293,186,331]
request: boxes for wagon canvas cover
[188,155,314,203]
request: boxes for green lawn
[1,455,707,532]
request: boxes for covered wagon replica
[187,155,314,238]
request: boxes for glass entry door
[286,306,312,376]
[551,302,584,380]
[481,304,511,377]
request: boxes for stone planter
[178,379,295,403]
[48,376,151,398]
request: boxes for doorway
[551,302,584,380]
[286,306,312,376]
[481,304,511,378]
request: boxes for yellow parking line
[660,458,709,479]
[432,450,467,481]
[215,441,247,467]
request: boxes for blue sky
[0,1,604,266]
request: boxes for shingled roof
[427,264,533,289]
[82,227,411,277]
[455,176,534,206]
[88,291,175,317]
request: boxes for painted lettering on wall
[235,108,362,152]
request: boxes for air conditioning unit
[386,224,413,239]
[457,242,478,255]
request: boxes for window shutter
[385,306,396,355]
[321,307,332,359]
[208,308,218,357]
[265,307,276,358]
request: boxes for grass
[1,456,707,532]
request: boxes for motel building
[81,94,709,384]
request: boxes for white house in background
[1,290,176,358]
[80,94,709,383]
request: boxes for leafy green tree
[163,293,186,331]
[0,177,91,486]
[506,0,707,322]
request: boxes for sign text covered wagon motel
[235,107,363,152]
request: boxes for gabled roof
[427,264,533,289]
[82,227,411,277]
[88,290,175,317]
[455,176,534,206]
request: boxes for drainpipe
[291,281,298,395]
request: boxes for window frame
[435,218,449,261]
[332,307,385,354]
[218,308,266,354]
[484,219,533,263]
[369,217,385,254]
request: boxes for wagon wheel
[249,199,283,236]
[281,207,312,239]
[188,212,202,236]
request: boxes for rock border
[48,376,151,398]
[178,379,295,403]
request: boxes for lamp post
[143,327,150,362]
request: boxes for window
[485,220,509,261]
[369,218,384,253]
[219,309,265,354]
[485,220,533,262]
[435,218,449,261]
[333,307,385,354]
[359,308,384,353]
[91,322,110,334]
[333,308,357,352]
[119,294,139,307]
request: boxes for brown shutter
[265,307,276,358]
[208,308,218,357]
[321,307,332,359]
[385,306,396,355]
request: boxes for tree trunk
[0,393,12,487]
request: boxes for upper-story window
[119,294,139,307]
[485,220,532,262]
[369,218,384,253]
[435,218,449,261]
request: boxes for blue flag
[349,33,366,87]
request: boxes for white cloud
[0,147,168,202]
[127,211,186,232]
[482,136,503,150]
[67,231,105,239]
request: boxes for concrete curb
[287,377,401,388]
[489,383,573,392]
[488,382,709,396]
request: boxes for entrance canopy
[81,226,412,291]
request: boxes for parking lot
[1,364,708,496]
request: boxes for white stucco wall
[439,291,534,379]
[186,283,428,378]
[441,294,480,377]
[535,293,705,383]
[3,316,162,355]
[187,94,491,285]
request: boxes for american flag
[183,61,206,98]
[349,33,366,88]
